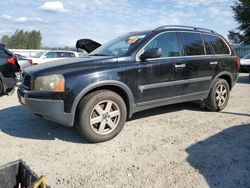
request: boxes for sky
[0,0,237,47]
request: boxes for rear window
[181,32,205,56]
[206,35,230,55]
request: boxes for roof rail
[154,25,216,34]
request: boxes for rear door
[204,34,232,76]
[179,32,213,96]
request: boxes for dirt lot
[0,73,249,188]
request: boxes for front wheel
[76,90,127,143]
[205,78,230,111]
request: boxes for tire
[0,79,3,96]
[76,90,127,143]
[205,78,230,111]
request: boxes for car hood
[24,55,116,76]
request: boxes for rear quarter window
[181,32,205,56]
[206,35,230,55]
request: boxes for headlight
[34,74,65,92]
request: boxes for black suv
[18,26,239,142]
[0,44,20,95]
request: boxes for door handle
[210,61,218,65]
[174,64,186,68]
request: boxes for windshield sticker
[127,35,145,44]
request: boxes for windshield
[243,55,250,59]
[89,33,147,57]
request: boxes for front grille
[22,73,32,90]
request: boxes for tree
[228,0,250,44]
[0,29,42,49]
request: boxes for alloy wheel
[215,84,228,107]
[89,100,121,135]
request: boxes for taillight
[29,60,33,65]
[236,56,240,70]
[8,56,16,65]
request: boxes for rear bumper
[232,72,239,87]
[240,65,250,72]
[17,89,74,127]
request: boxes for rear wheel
[76,90,127,143]
[205,78,230,111]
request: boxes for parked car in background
[0,44,20,95]
[31,50,79,65]
[240,54,250,72]
[14,54,33,81]
[18,25,239,142]
[14,54,33,69]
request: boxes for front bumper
[17,88,74,127]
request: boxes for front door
[137,32,186,104]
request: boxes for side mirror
[139,48,161,61]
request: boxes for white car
[14,54,33,70]
[31,50,79,65]
[240,54,250,72]
[14,54,33,81]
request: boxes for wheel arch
[211,71,233,90]
[71,80,135,123]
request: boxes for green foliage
[0,29,42,49]
[228,0,250,44]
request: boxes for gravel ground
[0,73,249,188]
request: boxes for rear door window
[181,32,205,56]
[45,52,57,58]
[202,35,213,55]
[144,32,182,57]
[57,52,68,58]
[206,35,230,55]
[56,52,76,58]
